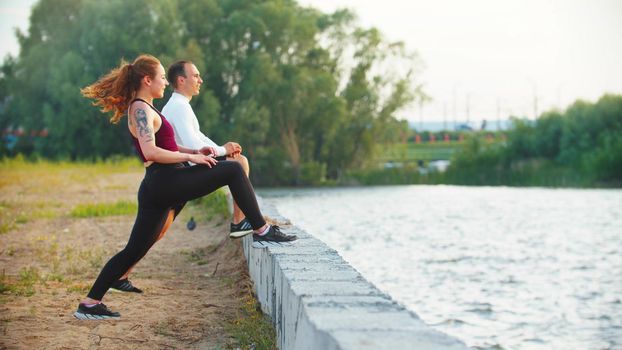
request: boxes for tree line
[0,0,422,186]
[443,94,622,186]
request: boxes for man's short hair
[168,60,191,89]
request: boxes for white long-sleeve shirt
[162,92,227,157]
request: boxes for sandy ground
[0,164,257,349]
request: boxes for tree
[0,0,425,186]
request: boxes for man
[162,61,253,238]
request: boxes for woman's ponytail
[81,55,160,124]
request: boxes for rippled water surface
[259,186,622,350]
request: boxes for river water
[259,185,622,350]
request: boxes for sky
[1,0,621,127]
[298,0,622,127]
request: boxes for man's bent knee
[227,154,250,174]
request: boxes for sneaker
[229,218,253,239]
[253,225,297,243]
[73,303,120,320]
[110,278,143,293]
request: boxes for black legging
[86,160,265,300]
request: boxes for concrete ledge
[242,198,468,350]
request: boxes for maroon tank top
[129,99,178,162]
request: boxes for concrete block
[242,198,468,350]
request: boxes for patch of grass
[15,214,29,224]
[0,271,10,294]
[0,155,141,173]
[383,142,465,162]
[0,155,142,190]
[45,272,64,283]
[70,200,137,218]
[32,209,59,220]
[2,246,16,256]
[0,222,15,234]
[66,283,90,293]
[0,201,59,234]
[18,267,40,297]
[0,267,41,297]
[226,294,277,350]
[190,188,230,222]
[182,246,217,266]
[62,246,107,275]
[220,276,235,289]
[153,319,175,336]
[0,201,16,234]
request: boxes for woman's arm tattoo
[133,108,153,142]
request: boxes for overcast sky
[299,0,622,125]
[2,0,621,125]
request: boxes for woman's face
[150,64,169,98]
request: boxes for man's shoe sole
[229,229,253,239]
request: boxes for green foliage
[226,295,277,350]
[182,246,215,266]
[0,267,41,297]
[190,188,230,221]
[382,142,464,162]
[584,130,622,184]
[445,94,622,187]
[0,0,424,186]
[70,200,137,218]
[346,166,422,185]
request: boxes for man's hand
[198,146,217,156]
[224,142,242,157]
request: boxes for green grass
[0,154,142,173]
[182,245,217,266]
[381,142,464,162]
[0,155,143,191]
[226,295,277,350]
[0,202,16,234]
[66,283,90,293]
[0,201,59,234]
[0,271,10,294]
[189,188,230,222]
[0,267,41,297]
[70,200,137,218]
[382,137,506,163]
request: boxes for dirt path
[0,161,265,349]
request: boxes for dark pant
[86,161,265,300]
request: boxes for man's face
[180,63,203,96]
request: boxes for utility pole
[443,102,447,131]
[556,83,565,110]
[533,91,539,119]
[419,99,424,131]
[496,98,501,131]
[452,83,459,131]
[527,78,538,119]
[466,93,470,128]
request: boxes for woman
[74,54,296,320]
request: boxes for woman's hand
[188,153,218,168]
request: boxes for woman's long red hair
[81,54,161,124]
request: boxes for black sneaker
[73,303,120,320]
[253,225,297,243]
[229,218,253,239]
[110,278,143,293]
